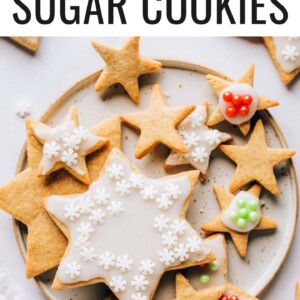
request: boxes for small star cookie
[181,234,259,300]
[219,119,296,195]
[44,148,214,299]
[92,37,161,103]
[165,102,231,181]
[201,184,277,257]
[9,37,40,52]
[0,115,121,278]
[206,64,279,136]
[27,105,109,184]
[263,37,300,85]
[121,84,196,159]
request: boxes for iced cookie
[0,115,121,278]
[219,119,296,195]
[121,84,196,159]
[92,37,161,103]
[201,184,277,257]
[165,102,231,181]
[45,148,214,300]
[206,65,279,136]
[263,37,300,85]
[180,234,259,300]
[28,105,109,184]
[9,37,40,52]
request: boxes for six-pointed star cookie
[92,37,161,103]
[29,105,109,184]
[0,115,121,278]
[121,84,196,159]
[220,119,296,195]
[201,184,277,257]
[165,102,231,181]
[174,273,226,300]
[207,64,279,135]
[182,234,259,300]
[45,148,214,300]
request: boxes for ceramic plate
[14,60,298,300]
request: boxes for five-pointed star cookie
[121,84,196,159]
[92,37,161,103]
[45,148,215,300]
[174,273,226,300]
[165,102,232,181]
[219,119,296,195]
[0,115,121,278]
[28,105,109,184]
[206,64,279,136]
[201,184,277,257]
[180,234,259,300]
[9,37,40,52]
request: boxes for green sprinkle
[236,198,246,208]
[249,211,258,221]
[229,211,239,221]
[239,208,249,219]
[237,218,247,228]
[209,261,220,271]
[249,199,259,211]
[200,274,210,284]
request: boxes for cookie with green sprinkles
[201,184,277,257]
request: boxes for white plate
[14,60,298,300]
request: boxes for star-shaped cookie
[201,184,277,257]
[121,84,196,159]
[0,115,121,278]
[206,65,279,136]
[178,234,259,300]
[9,37,40,52]
[219,119,296,195]
[28,105,109,184]
[45,148,214,300]
[165,102,232,181]
[174,273,225,300]
[92,37,161,103]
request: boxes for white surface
[0,37,299,299]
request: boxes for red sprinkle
[226,106,238,118]
[219,296,229,300]
[229,296,239,300]
[198,264,207,269]
[223,91,233,102]
[239,105,250,116]
[242,95,253,105]
[232,94,243,106]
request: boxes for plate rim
[12,59,299,299]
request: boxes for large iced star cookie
[45,148,214,299]
[0,115,121,278]
[28,105,109,184]
[165,102,231,181]
[206,65,279,136]
[92,37,161,103]
[121,84,195,159]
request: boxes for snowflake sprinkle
[65,261,81,279]
[44,141,61,159]
[131,275,149,291]
[110,276,127,292]
[99,252,116,270]
[153,214,170,232]
[64,203,80,221]
[191,147,208,163]
[138,259,155,275]
[108,163,125,180]
[107,201,124,216]
[116,255,134,272]
[140,185,157,200]
[282,45,299,62]
[116,180,131,196]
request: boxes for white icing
[45,149,210,300]
[166,105,231,174]
[273,37,300,72]
[221,191,262,233]
[34,109,103,176]
[219,83,259,125]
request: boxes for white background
[0,37,299,299]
